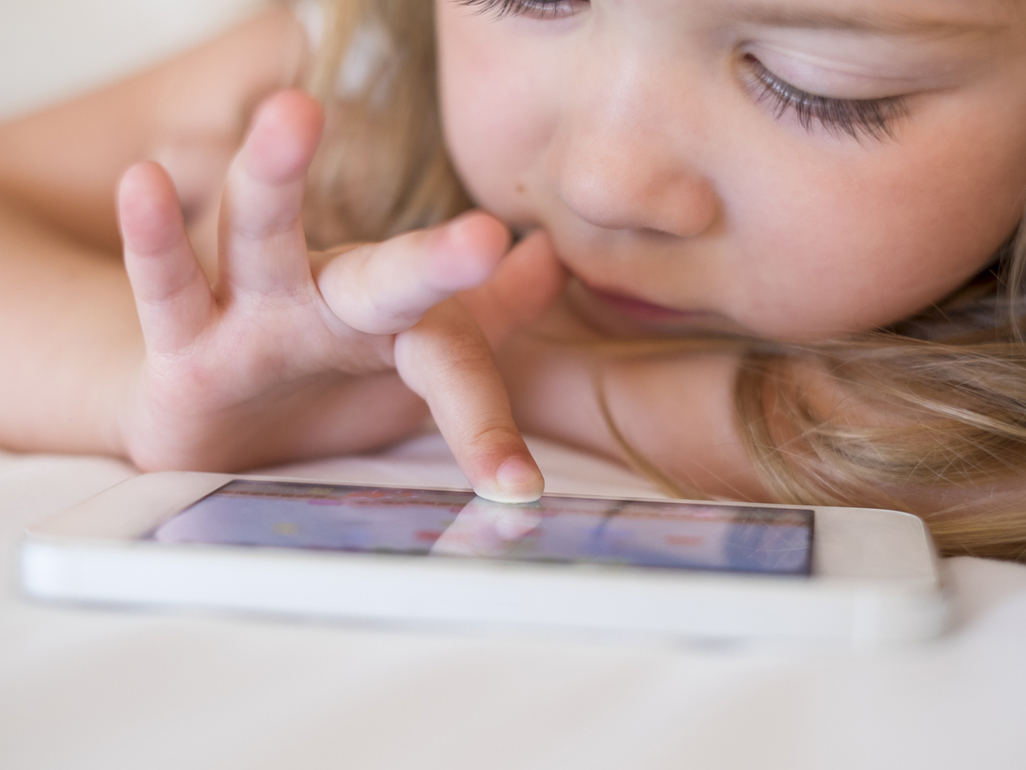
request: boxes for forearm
[0,5,305,253]
[0,196,140,455]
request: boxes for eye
[457,0,585,20]
[741,54,910,142]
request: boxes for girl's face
[435,0,1026,340]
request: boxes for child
[1,0,1024,559]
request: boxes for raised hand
[116,90,565,502]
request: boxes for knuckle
[461,419,523,458]
[432,337,496,384]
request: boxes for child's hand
[116,90,564,502]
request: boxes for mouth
[568,279,732,335]
[585,286,715,324]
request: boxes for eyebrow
[727,5,1006,36]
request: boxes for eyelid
[740,54,911,141]
[741,36,975,97]
[457,0,581,20]
[744,43,928,100]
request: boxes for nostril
[638,226,685,241]
[557,171,720,238]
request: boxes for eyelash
[458,0,580,20]
[742,55,910,141]
[457,2,911,142]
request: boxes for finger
[218,89,324,296]
[119,161,214,353]
[459,229,569,346]
[394,300,544,503]
[316,211,510,335]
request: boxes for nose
[547,57,719,238]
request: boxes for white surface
[3,435,1026,769]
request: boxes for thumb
[459,229,568,347]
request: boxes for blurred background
[0,0,267,120]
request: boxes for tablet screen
[150,480,813,576]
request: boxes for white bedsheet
[2,434,1026,770]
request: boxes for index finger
[393,299,544,503]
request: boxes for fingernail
[494,457,544,503]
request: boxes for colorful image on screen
[150,481,813,576]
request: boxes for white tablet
[20,472,946,645]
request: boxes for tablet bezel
[24,471,940,583]
[20,472,946,644]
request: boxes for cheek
[725,121,1026,339]
[435,4,556,222]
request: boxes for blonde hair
[301,0,469,246]
[300,0,1026,562]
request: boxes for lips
[585,286,712,324]
[565,278,740,337]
